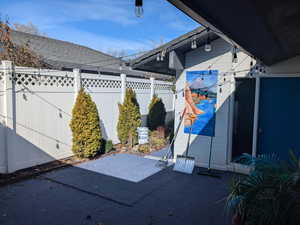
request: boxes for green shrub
[70,88,102,158]
[105,140,114,153]
[227,151,300,225]
[117,88,141,148]
[147,95,166,131]
[150,130,167,149]
[138,144,150,153]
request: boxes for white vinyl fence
[0,61,174,173]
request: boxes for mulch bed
[0,145,167,187]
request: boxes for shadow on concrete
[0,162,233,225]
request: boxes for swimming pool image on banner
[184,70,218,136]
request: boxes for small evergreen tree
[117,88,141,148]
[70,88,102,158]
[147,95,167,131]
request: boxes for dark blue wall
[257,77,300,161]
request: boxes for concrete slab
[43,163,178,206]
[75,153,163,183]
[149,147,168,157]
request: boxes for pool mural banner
[184,70,218,136]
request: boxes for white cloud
[3,0,138,28]
[189,78,205,89]
[2,0,150,53]
[59,0,139,26]
[159,9,198,32]
[49,26,152,54]
[168,20,195,32]
[1,0,197,55]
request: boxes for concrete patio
[0,150,233,225]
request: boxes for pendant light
[204,28,212,52]
[160,49,166,61]
[156,54,161,62]
[232,46,238,63]
[250,59,253,67]
[135,0,144,17]
[191,37,197,49]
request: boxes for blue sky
[1,0,199,55]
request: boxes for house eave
[131,27,219,75]
[167,0,300,66]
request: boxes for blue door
[257,77,300,160]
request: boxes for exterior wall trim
[252,77,260,157]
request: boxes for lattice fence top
[12,73,74,87]
[126,81,151,90]
[1,70,173,91]
[82,78,121,89]
[154,83,173,91]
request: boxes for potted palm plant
[227,151,300,225]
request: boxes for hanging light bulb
[191,37,197,49]
[204,28,212,52]
[156,54,161,62]
[159,49,166,61]
[232,52,238,63]
[135,0,144,18]
[232,46,238,63]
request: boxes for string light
[250,59,254,67]
[156,54,161,62]
[204,28,212,52]
[191,37,197,49]
[232,46,238,63]
[157,49,166,62]
[135,0,144,18]
[22,93,27,101]
[59,109,63,118]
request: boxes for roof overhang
[131,27,219,75]
[168,0,300,66]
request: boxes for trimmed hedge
[147,95,167,131]
[117,88,141,147]
[70,88,102,158]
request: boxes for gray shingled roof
[11,30,171,80]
